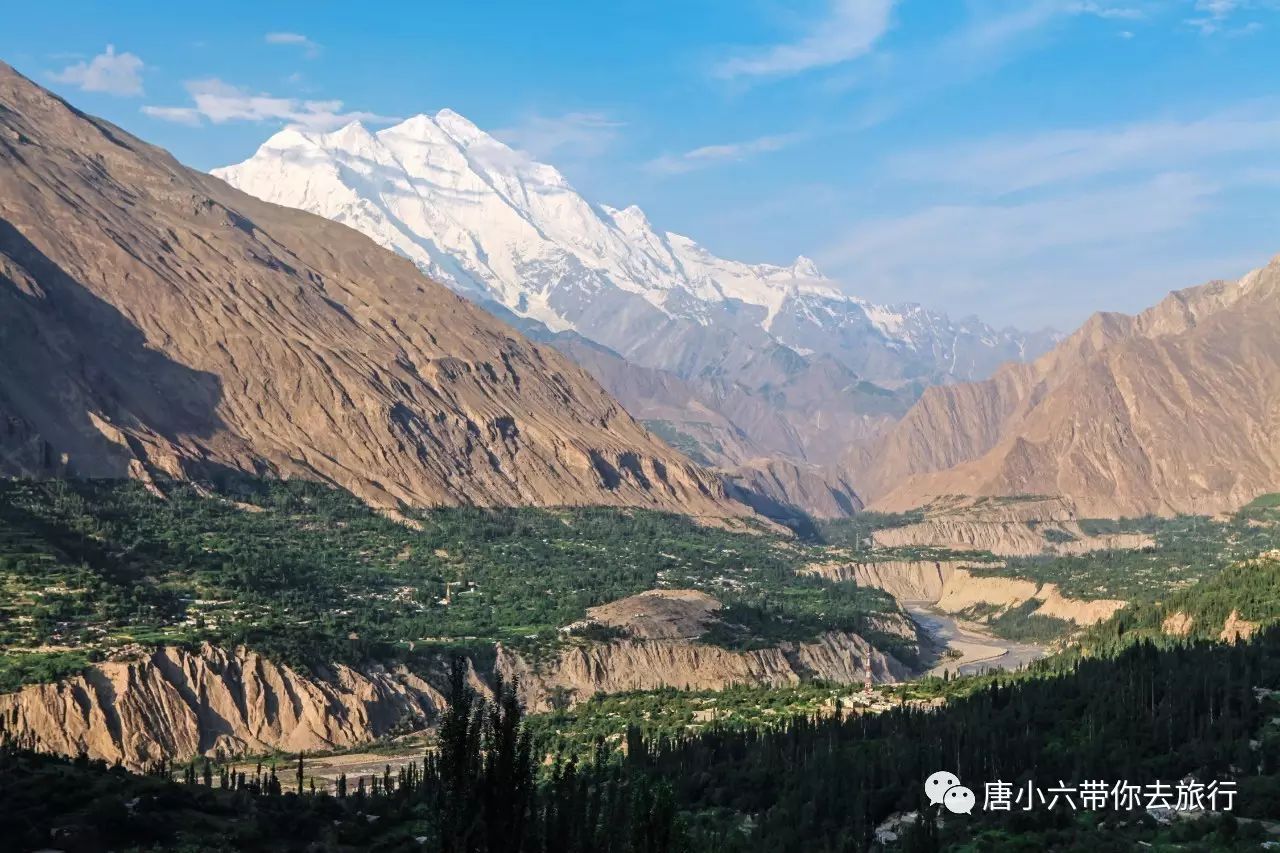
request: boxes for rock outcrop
[1161,612,1194,637]
[0,61,740,516]
[498,631,911,714]
[1219,609,1259,644]
[0,614,914,768]
[867,497,1153,557]
[0,645,474,770]
[805,559,1124,625]
[1162,610,1261,643]
[853,262,1280,517]
[580,589,724,640]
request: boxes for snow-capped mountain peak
[214,109,1055,383]
[432,108,484,139]
[790,255,823,280]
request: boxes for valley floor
[905,603,1048,677]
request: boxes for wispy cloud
[1070,2,1148,20]
[49,45,144,96]
[646,133,803,175]
[1185,0,1276,34]
[823,1,1138,126]
[142,78,398,131]
[140,105,203,127]
[888,106,1280,193]
[809,76,1280,327]
[265,31,322,58]
[714,0,897,80]
[494,111,625,161]
[819,173,1219,326]
[827,173,1214,272]
[935,1,1095,71]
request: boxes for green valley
[0,477,916,692]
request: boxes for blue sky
[4,0,1280,330]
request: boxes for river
[904,603,1048,677]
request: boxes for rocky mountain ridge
[212,111,1056,488]
[852,261,1280,516]
[213,113,1054,389]
[0,61,740,516]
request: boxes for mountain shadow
[0,217,226,478]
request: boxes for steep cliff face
[0,62,739,516]
[854,263,1280,517]
[866,497,1154,557]
[0,645,473,769]
[501,588,914,712]
[805,560,1124,625]
[0,587,915,769]
[0,633,911,769]
[498,632,911,714]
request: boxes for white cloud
[818,92,1280,325]
[1070,2,1147,19]
[825,1,1127,123]
[646,133,803,175]
[1195,0,1240,15]
[494,112,625,161]
[140,105,202,126]
[714,0,896,80]
[142,78,398,131]
[889,106,1280,194]
[49,45,144,96]
[1185,0,1277,33]
[829,174,1213,268]
[265,31,321,58]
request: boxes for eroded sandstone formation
[804,559,1124,625]
[0,645,469,769]
[0,627,912,770]
[498,631,911,714]
[866,497,1154,557]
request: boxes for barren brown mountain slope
[554,334,910,516]
[0,62,741,514]
[722,457,863,520]
[854,261,1280,516]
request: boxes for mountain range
[4,61,1274,523]
[853,261,1280,517]
[213,113,1059,500]
[0,61,739,517]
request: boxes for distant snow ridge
[215,111,1055,383]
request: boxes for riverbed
[905,604,1047,677]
